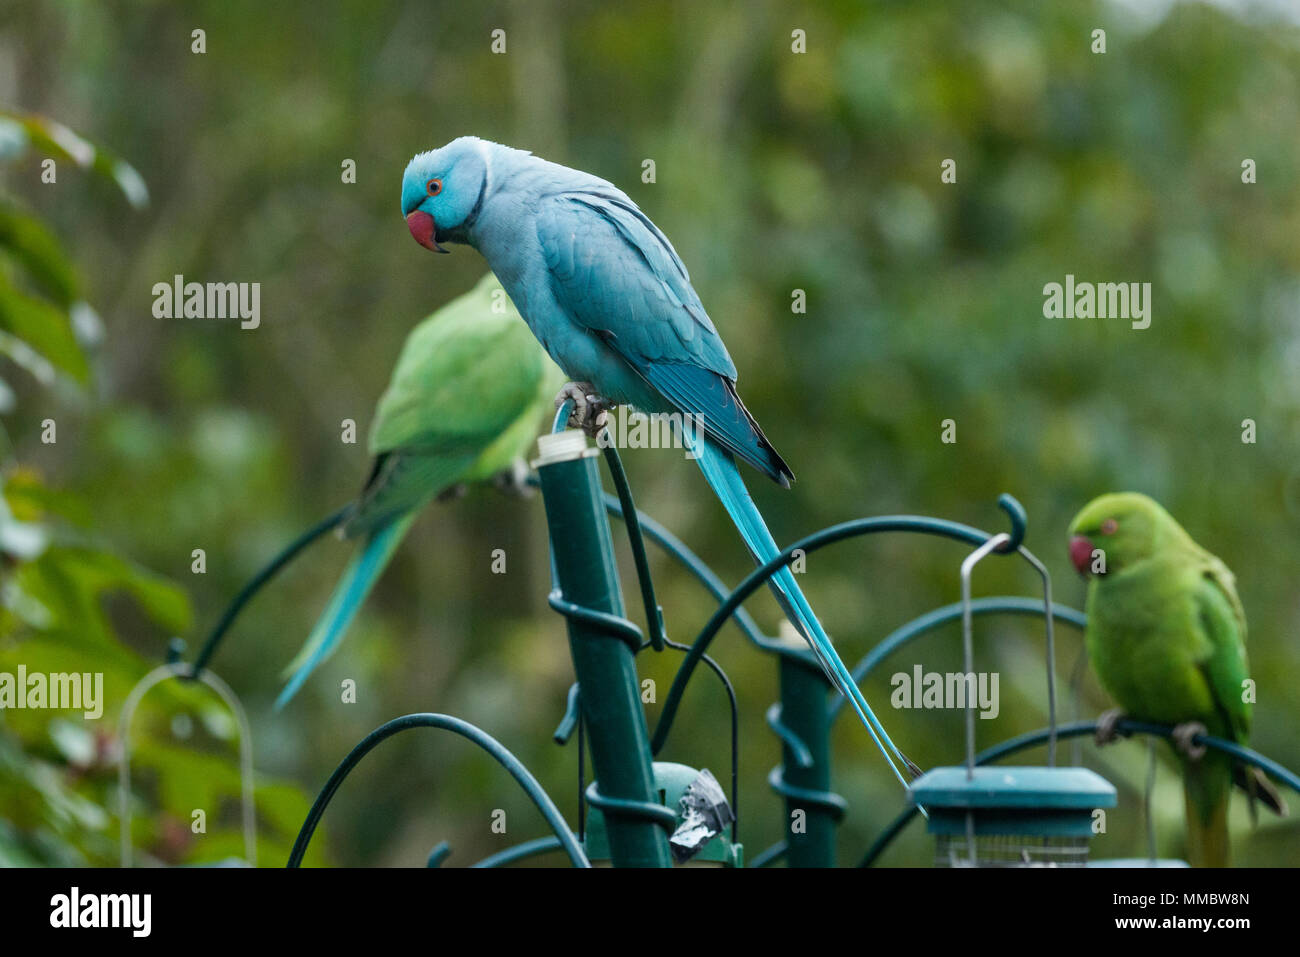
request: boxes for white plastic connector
[532,430,596,469]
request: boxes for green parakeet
[275,274,565,707]
[1068,492,1285,867]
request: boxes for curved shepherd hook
[287,712,589,868]
[118,663,257,867]
[651,494,1044,757]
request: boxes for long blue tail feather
[688,432,916,788]
[275,512,417,709]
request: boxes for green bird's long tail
[1183,753,1232,867]
[688,432,917,788]
[189,505,351,678]
[275,512,417,710]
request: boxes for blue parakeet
[275,274,564,707]
[400,137,916,783]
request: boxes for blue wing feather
[275,512,416,709]
[638,362,791,485]
[538,190,733,373]
[537,190,791,483]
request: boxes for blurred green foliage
[0,109,319,865]
[0,0,1296,866]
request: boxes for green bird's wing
[346,276,559,536]
[1194,553,1287,820]
[278,276,562,706]
[1190,556,1251,745]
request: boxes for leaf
[0,578,55,631]
[132,738,243,815]
[3,468,95,527]
[69,301,104,349]
[198,705,237,742]
[0,637,142,727]
[0,492,49,560]
[0,329,58,387]
[6,542,192,649]
[47,720,97,766]
[19,544,194,637]
[0,117,29,161]
[65,548,194,634]
[0,200,79,306]
[0,111,149,209]
[254,782,315,839]
[0,281,88,383]
[15,753,110,832]
[0,825,44,867]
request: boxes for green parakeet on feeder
[275,274,565,707]
[1068,492,1286,866]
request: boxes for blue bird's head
[401,137,494,254]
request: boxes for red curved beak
[1069,535,1094,576]
[406,210,448,253]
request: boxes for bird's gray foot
[1095,708,1127,747]
[491,457,535,498]
[1171,721,1208,761]
[555,381,611,437]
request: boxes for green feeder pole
[771,625,845,868]
[534,430,673,868]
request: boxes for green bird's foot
[555,381,611,437]
[1095,708,1127,746]
[491,457,535,498]
[1171,721,1208,761]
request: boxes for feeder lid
[910,766,1117,810]
[583,762,742,866]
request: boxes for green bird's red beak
[406,210,449,253]
[1069,535,1094,575]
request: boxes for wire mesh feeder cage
[914,766,1115,867]
[583,763,742,868]
[907,528,1116,867]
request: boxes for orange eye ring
[1101,518,1118,535]
[426,178,443,197]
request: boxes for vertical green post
[534,431,672,868]
[778,650,837,867]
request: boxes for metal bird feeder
[913,765,1115,867]
[583,762,742,867]
[168,385,1300,869]
[907,531,1116,866]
